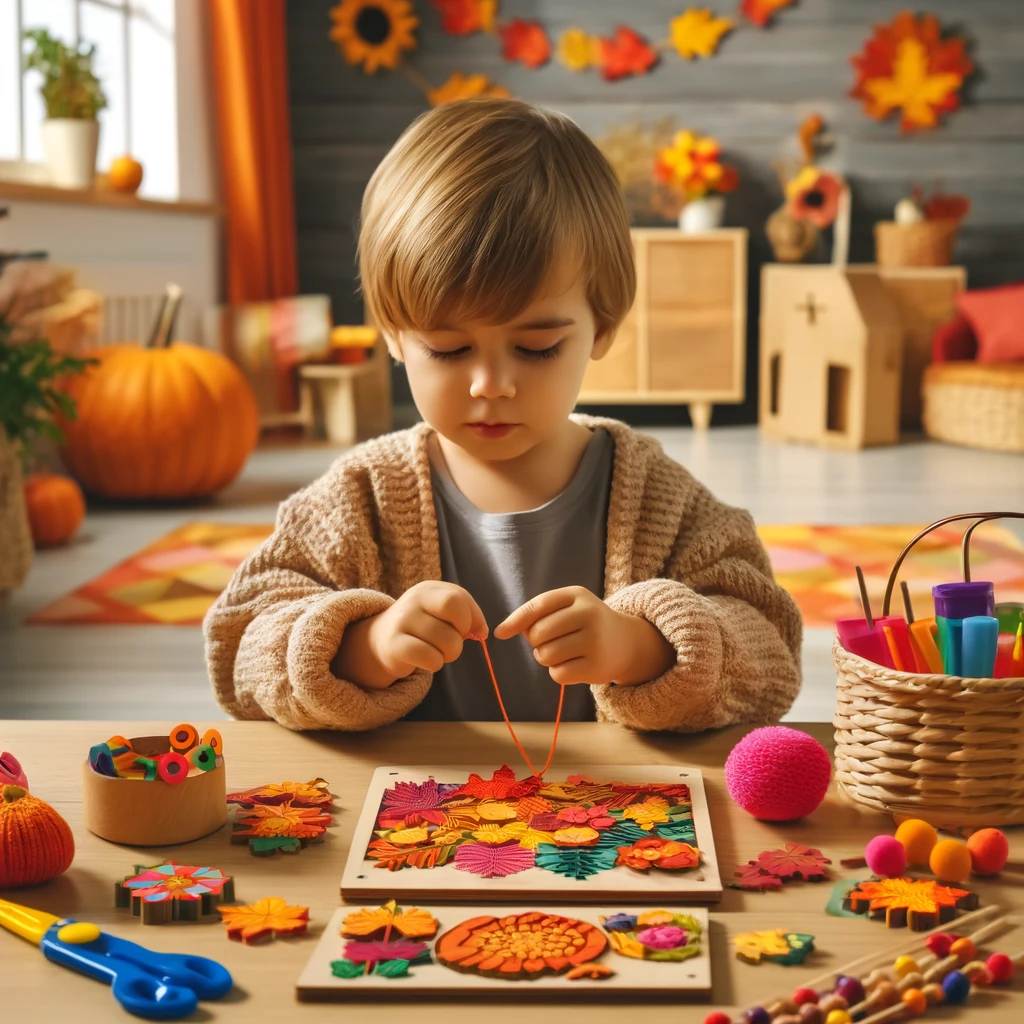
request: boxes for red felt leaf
[607,783,690,809]
[343,938,429,964]
[597,26,658,82]
[452,766,541,800]
[432,0,491,36]
[500,18,551,69]
[732,862,785,891]
[752,844,831,882]
[368,839,458,871]
[741,0,796,29]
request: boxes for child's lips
[467,422,517,438]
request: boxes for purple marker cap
[932,581,995,620]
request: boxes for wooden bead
[942,971,971,1004]
[949,937,976,962]
[986,952,1014,984]
[897,972,924,992]
[797,1005,824,1024]
[921,983,945,1005]
[817,995,848,1015]
[901,989,928,1017]
[894,955,919,978]
[834,977,864,1005]
[824,1012,851,1024]
[962,962,992,986]
[792,989,818,1007]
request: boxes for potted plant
[23,28,106,190]
[0,310,93,594]
[653,130,739,234]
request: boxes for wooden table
[2,721,1022,1022]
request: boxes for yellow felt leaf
[670,8,733,60]
[552,826,600,846]
[557,28,599,72]
[863,37,962,129]
[388,826,430,845]
[606,931,646,960]
[734,929,792,963]
[516,827,555,851]
[427,71,509,107]
[477,801,518,822]
[218,897,309,943]
[621,795,671,829]
[472,821,528,844]
[389,905,440,939]
[341,899,439,939]
[637,910,675,926]
[431,828,466,846]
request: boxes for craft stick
[883,625,905,671]
[857,565,874,628]
[901,581,915,623]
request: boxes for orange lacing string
[472,635,565,780]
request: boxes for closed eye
[422,346,471,361]
[517,341,563,361]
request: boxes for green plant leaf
[23,28,106,119]
[373,959,413,978]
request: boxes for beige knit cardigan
[204,416,803,732]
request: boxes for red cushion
[957,283,1024,363]
[932,312,977,363]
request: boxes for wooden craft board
[341,765,722,903]
[296,904,711,1001]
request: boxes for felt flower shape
[636,925,688,950]
[670,9,733,60]
[620,795,672,830]
[557,28,599,72]
[585,805,616,829]
[218,897,309,944]
[121,863,231,903]
[552,826,601,846]
[616,837,701,871]
[427,72,509,107]
[786,168,843,228]
[601,913,638,932]
[431,0,496,36]
[328,0,419,74]
[454,840,535,878]
[232,802,332,840]
[653,132,738,203]
[343,938,429,963]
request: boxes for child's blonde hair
[358,98,635,341]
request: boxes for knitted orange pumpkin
[23,473,86,547]
[0,785,75,887]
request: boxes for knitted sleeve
[202,465,431,731]
[594,492,802,733]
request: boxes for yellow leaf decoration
[471,821,528,844]
[477,801,518,822]
[218,896,309,945]
[862,38,962,131]
[552,826,600,846]
[670,8,733,60]
[637,910,675,926]
[342,899,440,939]
[388,826,430,845]
[605,931,647,960]
[515,827,556,851]
[431,828,466,846]
[734,929,815,965]
[557,28,600,72]
[427,71,509,107]
[621,795,671,829]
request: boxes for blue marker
[0,898,233,1020]
[961,616,999,678]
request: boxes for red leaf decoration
[432,0,492,36]
[343,938,429,964]
[597,26,658,82]
[368,840,458,871]
[732,861,785,891]
[741,0,797,29]
[500,18,551,69]
[751,844,831,882]
[607,783,690,809]
[452,765,541,800]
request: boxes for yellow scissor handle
[0,898,61,945]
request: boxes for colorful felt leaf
[451,765,540,800]
[226,778,331,808]
[368,840,459,871]
[534,843,619,881]
[387,826,431,846]
[861,38,962,131]
[752,844,831,882]
[330,958,364,979]
[741,0,796,28]
[218,897,309,944]
[427,71,509,106]
[432,0,496,36]
[846,878,970,916]
[500,18,551,69]
[342,899,439,939]
[597,26,658,82]
[655,819,698,843]
[343,938,430,964]
[735,929,815,965]
[381,779,448,815]
[232,802,332,841]
[607,783,691,809]
[670,9,733,60]
[732,861,785,892]
[620,795,671,829]
[471,821,528,844]
[454,840,536,878]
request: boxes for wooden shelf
[0,178,219,217]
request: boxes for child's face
[391,259,613,462]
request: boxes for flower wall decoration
[329,0,419,74]
[850,12,973,132]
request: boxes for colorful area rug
[29,521,1024,629]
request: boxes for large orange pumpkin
[0,784,75,888]
[60,341,260,500]
[23,473,86,547]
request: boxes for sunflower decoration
[329,0,419,74]
[785,167,844,229]
[653,130,739,203]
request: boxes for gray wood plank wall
[287,0,1024,425]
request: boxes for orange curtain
[209,0,298,304]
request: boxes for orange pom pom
[894,818,938,867]
[929,838,972,883]
[967,828,1009,875]
[0,785,75,887]
[950,937,976,962]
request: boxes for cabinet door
[579,302,638,395]
[646,237,739,395]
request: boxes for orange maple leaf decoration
[598,26,658,82]
[232,802,332,839]
[218,897,309,944]
[226,778,332,808]
[500,18,551,69]
[432,0,496,36]
[741,0,797,28]
[851,12,972,132]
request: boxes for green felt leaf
[647,944,702,963]
[666,804,692,815]
[535,843,619,881]
[249,836,301,855]
[330,959,365,979]
[655,819,698,843]
[373,959,412,978]
[594,823,650,850]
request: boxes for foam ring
[190,744,216,772]
[134,755,159,781]
[169,723,198,752]
[201,728,223,757]
[157,751,191,785]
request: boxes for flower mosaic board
[296,903,711,1000]
[340,766,722,903]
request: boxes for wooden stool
[299,363,375,446]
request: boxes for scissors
[0,898,233,1020]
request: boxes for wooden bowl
[82,734,227,845]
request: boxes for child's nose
[469,361,516,400]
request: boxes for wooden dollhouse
[759,265,904,449]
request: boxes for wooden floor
[2,424,1021,722]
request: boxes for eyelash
[423,342,564,362]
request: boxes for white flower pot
[678,195,726,234]
[41,119,99,190]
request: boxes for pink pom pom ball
[725,726,832,821]
[865,834,907,877]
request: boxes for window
[1,0,178,199]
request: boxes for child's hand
[494,587,675,686]
[367,581,488,680]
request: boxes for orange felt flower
[500,18,551,69]
[219,897,309,944]
[786,167,843,228]
[329,0,419,74]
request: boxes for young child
[204,98,802,732]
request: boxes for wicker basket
[875,219,959,268]
[923,361,1024,453]
[833,513,1024,829]
[0,428,33,596]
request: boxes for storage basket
[923,362,1024,454]
[833,512,1024,829]
[874,219,959,268]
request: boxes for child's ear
[383,332,404,362]
[591,327,617,361]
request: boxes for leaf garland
[670,9,733,60]
[741,0,797,28]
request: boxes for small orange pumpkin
[60,289,260,500]
[0,785,75,888]
[108,155,144,193]
[23,473,86,547]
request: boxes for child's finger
[523,607,582,648]
[533,633,586,668]
[390,635,445,674]
[494,588,577,639]
[410,611,467,664]
[423,584,488,640]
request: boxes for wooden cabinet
[578,228,747,428]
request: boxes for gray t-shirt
[404,428,614,722]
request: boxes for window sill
[0,179,220,218]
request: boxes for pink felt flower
[636,925,688,950]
